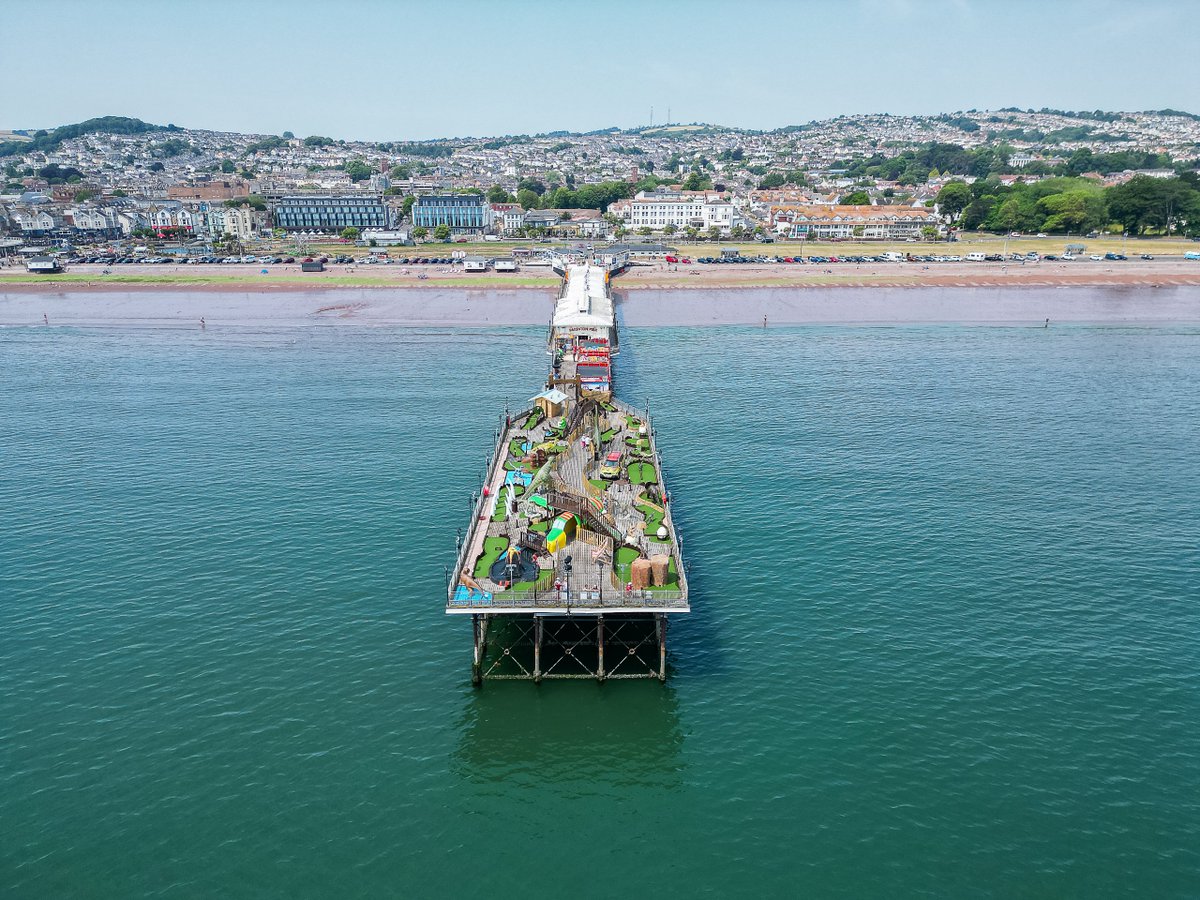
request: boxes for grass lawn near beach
[296,232,1200,262]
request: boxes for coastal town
[7,0,1200,894]
[3,107,1200,271]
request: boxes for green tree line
[941,174,1200,236]
[843,142,1183,186]
[0,116,174,157]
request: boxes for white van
[880,252,904,262]
[966,252,986,262]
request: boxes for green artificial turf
[511,570,554,592]
[645,556,680,590]
[627,462,658,485]
[636,502,669,542]
[615,546,641,567]
[474,536,509,578]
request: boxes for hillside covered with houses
[3,107,1200,249]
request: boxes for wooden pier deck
[447,254,688,683]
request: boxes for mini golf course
[628,462,658,484]
[474,536,509,578]
[636,501,669,543]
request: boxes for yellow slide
[544,514,578,554]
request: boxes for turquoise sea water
[2,317,1199,897]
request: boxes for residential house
[769,204,942,239]
[492,202,525,235]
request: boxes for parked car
[1140,254,1154,260]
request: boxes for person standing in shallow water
[1045,318,1050,328]
[763,315,768,328]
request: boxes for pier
[447,252,690,683]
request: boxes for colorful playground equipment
[544,513,579,554]
[489,544,538,588]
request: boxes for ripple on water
[2,319,1199,898]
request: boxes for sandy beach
[4,257,1200,296]
[3,283,1198,329]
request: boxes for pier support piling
[657,614,667,682]
[597,616,605,682]
[471,614,484,686]
[533,616,543,683]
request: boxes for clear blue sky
[8,0,1196,139]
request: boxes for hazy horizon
[8,0,1199,140]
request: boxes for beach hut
[530,388,568,419]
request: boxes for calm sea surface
[2,309,1199,897]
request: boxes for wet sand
[0,288,555,329]
[617,285,1200,326]
[3,284,1199,329]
